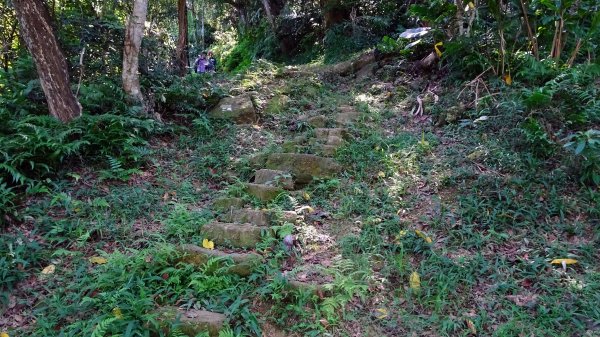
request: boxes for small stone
[246,183,285,202]
[155,306,226,337]
[212,197,245,212]
[202,222,263,248]
[179,244,261,276]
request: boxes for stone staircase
[155,102,361,336]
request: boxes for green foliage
[564,129,600,185]
[520,117,557,158]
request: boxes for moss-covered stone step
[254,169,294,190]
[314,128,349,145]
[179,244,261,276]
[220,208,299,227]
[155,306,226,337]
[220,208,271,227]
[212,197,246,212]
[265,153,342,184]
[245,183,284,202]
[202,222,264,248]
[336,105,360,126]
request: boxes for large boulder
[221,208,272,227]
[209,93,257,124]
[155,306,226,337]
[179,244,261,276]
[266,153,342,184]
[202,222,263,248]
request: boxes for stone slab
[202,222,263,248]
[155,306,225,337]
[179,244,261,276]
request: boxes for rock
[356,63,378,81]
[155,306,225,337]
[317,145,338,156]
[212,197,245,212]
[179,244,261,276]
[246,183,285,202]
[254,169,294,190]
[315,128,348,143]
[266,153,342,184]
[248,153,269,168]
[352,51,376,72]
[221,208,272,227]
[209,93,257,124]
[307,116,327,128]
[336,106,360,126]
[332,60,353,76]
[202,222,263,248]
[264,94,290,114]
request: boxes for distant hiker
[207,51,217,73]
[194,52,208,73]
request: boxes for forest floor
[2,56,599,337]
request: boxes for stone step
[254,169,294,190]
[316,144,338,157]
[212,197,246,212]
[336,105,360,126]
[202,222,264,248]
[220,208,271,227]
[246,183,284,202]
[220,208,299,227]
[265,153,342,184]
[155,306,226,337]
[179,244,261,276]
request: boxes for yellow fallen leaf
[1,332,9,337]
[302,192,311,201]
[551,258,577,265]
[551,258,577,270]
[434,42,444,58]
[468,2,475,9]
[415,229,433,243]
[375,308,388,319]
[113,307,123,319]
[503,74,512,85]
[377,171,386,178]
[41,264,56,275]
[202,238,215,250]
[466,319,477,334]
[410,271,421,291]
[89,256,107,265]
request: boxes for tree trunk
[122,0,148,103]
[176,0,189,76]
[320,0,349,29]
[261,0,286,27]
[12,0,81,123]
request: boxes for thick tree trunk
[12,0,81,123]
[261,0,286,27]
[122,0,148,102]
[320,0,349,29]
[176,0,189,76]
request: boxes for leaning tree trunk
[122,0,148,103]
[176,0,189,76]
[12,0,81,123]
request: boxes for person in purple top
[194,52,208,73]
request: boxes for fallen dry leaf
[88,256,108,265]
[41,264,56,275]
[466,319,477,334]
[410,271,421,291]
